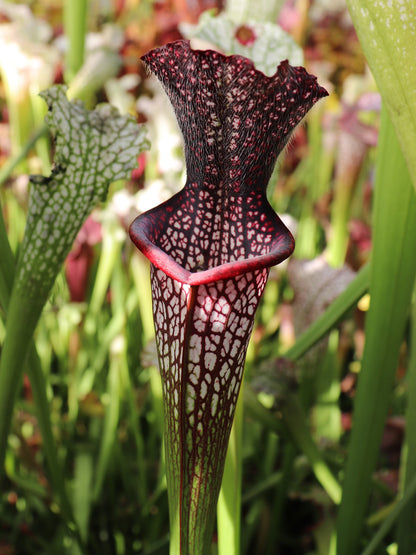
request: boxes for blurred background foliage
[0,0,415,554]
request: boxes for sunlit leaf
[346,0,416,187]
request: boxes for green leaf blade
[336,108,416,555]
[346,0,416,188]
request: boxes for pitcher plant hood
[130,40,328,284]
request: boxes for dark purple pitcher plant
[129,40,327,553]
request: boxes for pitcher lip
[129,214,295,285]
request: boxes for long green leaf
[336,108,416,554]
[346,0,416,189]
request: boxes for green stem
[281,394,342,505]
[0,197,86,550]
[326,136,366,268]
[0,289,46,476]
[217,386,243,555]
[295,105,334,259]
[84,223,124,334]
[92,258,126,501]
[69,223,125,422]
[327,178,353,268]
[4,90,34,171]
[313,329,342,442]
[64,0,88,83]
[244,388,342,505]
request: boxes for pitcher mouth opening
[129,214,295,286]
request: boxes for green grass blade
[244,388,342,505]
[396,287,416,554]
[93,352,121,500]
[281,394,342,505]
[83,221,124,336]
[336,107,416,554]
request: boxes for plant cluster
[0,1,416,554]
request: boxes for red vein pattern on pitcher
[130,40,328,552]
